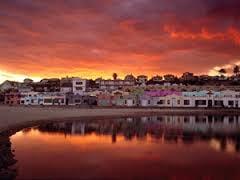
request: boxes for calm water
[7,115,240,179]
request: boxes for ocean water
[9,115,240,179]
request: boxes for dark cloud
[0,0,240,79]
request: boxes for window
[228,101,234,106]
[196,100,206,105]
[148,100,151,104]
[75,99,81,103]
[229,116,234,123]
[157,100,165,105]
[184,100,190,105]
[177,100,181,104]
[44,98,52,103]
[167,100,170,104]
[75,87,83,90]
[76,81,83,85]
[214,100,223,106]
[184,117,190,123]
[157,117,164,121]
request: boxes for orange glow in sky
[0,0,240,82]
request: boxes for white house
[20,92,44,105]
[42,94,66,106]
[72,78,87,95]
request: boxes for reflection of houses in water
[37,116,240,153]
[71,122,85,135]
[141,115,240,134]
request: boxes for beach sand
[1,105,240,133]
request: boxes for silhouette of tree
[218,68,227,77]
[233,65,240,76]
[113,73,118,80]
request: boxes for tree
[233,65,240,76]
[218,68,226,77]
[113,73,118,80]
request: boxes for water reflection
[7,115,240,179]
[35,115,240,153]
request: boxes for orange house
[4,92,21,105]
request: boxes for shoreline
[1,105,240,134]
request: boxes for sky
[0,0,240,82]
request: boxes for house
[164,74,176,82]
[140,95,153,107]
[42,93,66,106]
[18,83,33,93]
[98,79,135,91]
[20,92,44,106]
[87,90,106,97]
[152,75,163,82]
[33,78,60,92]
[219,90,240,108]
[124,74,136,82]
[97,93,113,107]
[4,91,21,105]
[0,80,19,92]
[66,93,97,106]
[23,78,34,84]
[114,95,138,107]
[181,72,196,82]
[60,77,73,93]
[72,78,88,95]
[136,75,148,85]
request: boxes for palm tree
[233,65,240,76]
[113,73,118,80]
[218,68,226,77]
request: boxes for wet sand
[1,105,240,133]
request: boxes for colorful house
[4,91,21,105]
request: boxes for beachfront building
[97,93,113,107]
[66,93,97,106]
[138,89,240,108]
[42,93,66,106]
[114,95,138,107]
[72,78,88,95]
[140,95,154,107]
[20,92,44,106]
[4,91,21,105]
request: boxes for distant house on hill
[0,80,20,92]
[136,75,148,86]
[33,78,60,92]
[60,77,73,93]
[124,74,136,82]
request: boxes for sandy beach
[1,105,240,133]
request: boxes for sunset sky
[0,0,240,82]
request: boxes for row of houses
[3,89,240,108]
[4,92,97,106]
[97,90,240,108]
